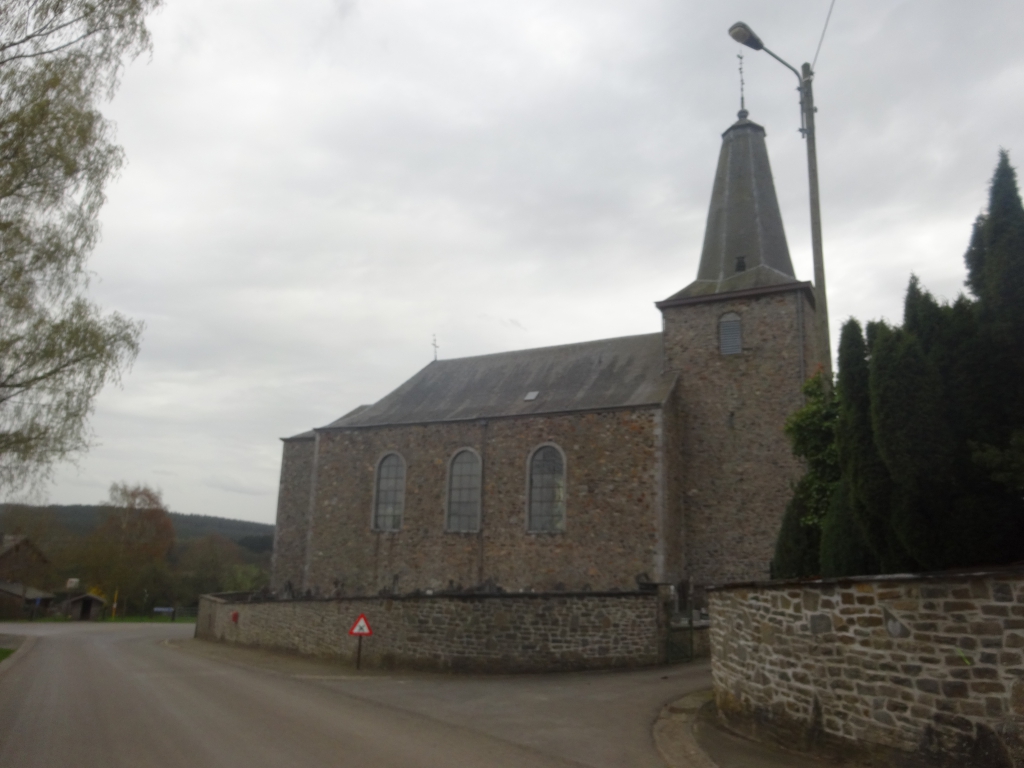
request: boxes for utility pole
[800,63,831,375]
[729,22,832,374]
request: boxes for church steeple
[663,111,799,301]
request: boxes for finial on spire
[432,334,438,361]
[737,53,748,119]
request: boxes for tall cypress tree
[966,151,1024,493]
[832,320,915,572]
[862,153,1024,569]
[773,495,821,579]
[869,322,959,569]
[966,151,1024,353]
[786,152,1024,577]
[819,481,879,578]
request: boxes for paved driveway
[0,622,712,768]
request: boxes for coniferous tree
[773,496,821,579]
[778,152,1024,577]
[966,151,1024,353]
[830,320,915,573]
[868,322,959,569]
[858,154,1024,571]
[966,151,1024,495]
[819,482,879,578]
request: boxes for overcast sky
[18,0,1024,523]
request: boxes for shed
[66,593,106,621]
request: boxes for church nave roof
[320,333,676,429]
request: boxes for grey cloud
[33,0,1024,522]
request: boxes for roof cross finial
[737,53,748,119]
[432,334,438,361]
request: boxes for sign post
[348,613,372,670]
[65,578,80,619]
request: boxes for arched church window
[719,312,742,355]
[373,453,405,531]
[528,445,565,532]
[447,450,481,532]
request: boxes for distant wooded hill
[0,504,274,552]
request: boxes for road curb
[653,688,719,768]
[0,635,36,680]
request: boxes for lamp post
[728,22,831,375]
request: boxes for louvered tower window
[373,453,405,530]
[447,449,481,532]
[528,445,565,532]
[719,312,742,355]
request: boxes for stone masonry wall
[709,572,1024,767]
[661,287,819,587]
[296,408,667,596]
[271,436,315,593]
[197,590,667,673]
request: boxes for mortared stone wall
[709,571,1024,767]
[197,589,674,673]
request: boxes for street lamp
[729,22,831,374]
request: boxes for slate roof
[662,111,801,303]
[68,593,106,606]
[321,333,676,429]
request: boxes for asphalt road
[0,622,712,768]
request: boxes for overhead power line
[812,0,838,70]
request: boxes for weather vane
[737,53,746,114]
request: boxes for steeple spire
[738,53,746,116]
[662,112,799,301]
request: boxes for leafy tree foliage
[83,482,175,608]
[773,371,836,578]
[173,533,244,599]
[775,152,1024,578]
[0,496,271,613]
[0,1,162,491]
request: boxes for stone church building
[271,110,824,599]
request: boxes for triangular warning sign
[348,613,372,636]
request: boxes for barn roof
[320,333,675,429]
[0,535,48,565]
[0,581,54,601]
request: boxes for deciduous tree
[84,481,174,610]
[0,0,162,491]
